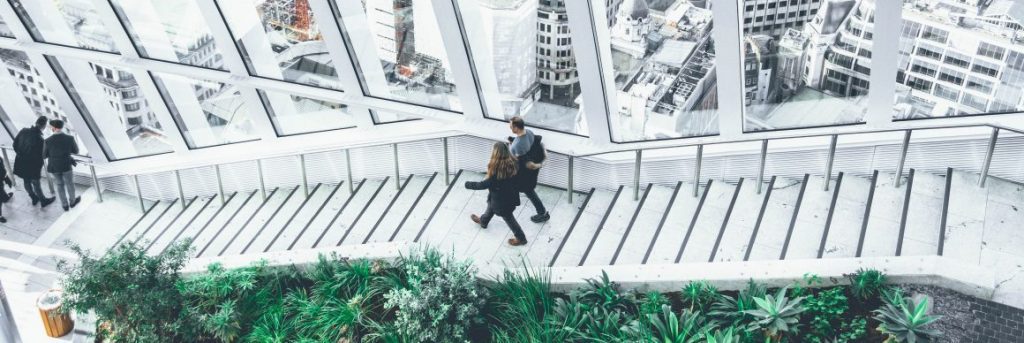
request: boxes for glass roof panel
[218,0,343,90]
[332,0,462,112]
[45,56,173,160]
[152,72,260,148]
[259,89,357,136]
[10,0,120,53]
[110,0,228,70]
[458,0,589,136]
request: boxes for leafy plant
[703,326,741,343]
[385,249,487,342]
[575,271,637,312]
[647,305,713,343]
[487,262,565,342]
[744,287,806,342]
[58,241,190,342]
[709,280,767,327]
[874,294,942,343]
[801,287,864,343]
[681,281,718,312]
[640,291,671,316]
[848,268,887,301]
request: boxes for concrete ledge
[542,256,996,300]
[181,242,412,275]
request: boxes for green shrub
[848,268,887,300]
[640,291,671,316]
[647,305,712,343]
[575,271,637,312]
[874,294,942,343]
[487,263,563,342]
[385,249,486,342]
[58,241,190,342]
[743,287,806,342]
[703,326,741,343]
[709,280,766,327]
[681,281,718,312]
[801,287,866,343]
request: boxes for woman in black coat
[466,142,528,246]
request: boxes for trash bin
[36,289,72,338]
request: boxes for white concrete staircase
[113,167,987,269]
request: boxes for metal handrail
[4,121,1019,212]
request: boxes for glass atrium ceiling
[0,0,1020,163]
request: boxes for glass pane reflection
[110,0,227,70]
[10,0,120,53]
[0,49,89,155]
[259,90,357,136]
[218,0,343,90]
[45,56,173,160]
[152,73,259,148]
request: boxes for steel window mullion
[447,0,509,122]
[431,0,487,122]
[865,0,902,126]
[564,0,613,145]
[195,0,254,78]
[710,0,745,139]
[132,70,190,152]
[89,0,140,58]
[0,0,33,42]
[24,53,109,163]
[307,0,377,129]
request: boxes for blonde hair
[487,142,517,180]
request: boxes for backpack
[524,135,547,164]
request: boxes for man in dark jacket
[508,116,549,223]
[13,116,54,207]
[43,119,79,211]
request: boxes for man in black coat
[508,117,550,223]
[13,116,54,207]
[43,119,79,211]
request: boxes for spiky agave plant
[873,295,942,343]
[743,287,806,342]
[703,326,741,343]
[647,305,713,343]
[709,279,767,327]
[848,268,887,301]
[680,281,718,312]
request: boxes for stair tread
[786,176,836,260]
[822,175,873,259]
[146,196,214,254]
[289,180,366,250]
[613,185,677,265]
[680,181,738,264]
[314,179,385,249]
[190,191,255,257]
[746,177,804,261]
[361,175,432,244]
[861,173,906,257]
[644,182,705,265]
[387,173,455,243]
[261,183,336,253]
[551,188,618,267]
[715,179,769,262]
[464,185,563,265]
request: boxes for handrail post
[567,156,574,204]
[90,164,102,203]
[345,149,354,193]
[693,144,703,197]
[215,164,225,205]
[979,127,999,188]
[824,134,838,191]
[175,170,185,209]
[442,137,450,185]
[393,143,400,190]
[633,150,642,201]
[895,130,911,188]
[133,175,144,212]
[256,159,266,200]
[299,154,309,197]
[0,148,14,187]
[756,139,767,194]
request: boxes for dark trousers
[21,177,44,201]
[522,188,546,215]
[480,207,527,242]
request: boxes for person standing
[508,116,550,223]
[43,119,79,211]
[466,142,528,246]
[13,116,55,207]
